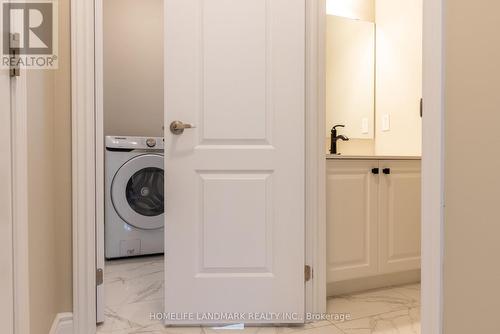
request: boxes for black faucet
[330,125,350,155]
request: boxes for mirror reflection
[326,15,375,141]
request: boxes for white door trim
[421,0,444,333]
[71,0,97,330]
[305,0,327,316]
[2,64,30,334]
[11,70,31,334]
[94,0,105,323]
[71,0,444,332]
[0,68,14,334]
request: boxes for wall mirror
[325,15,375,139]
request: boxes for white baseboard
[327,270,421,296]
[49,313,73,334]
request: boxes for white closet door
[164,0,306,325]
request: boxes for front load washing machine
[105,136,164,259]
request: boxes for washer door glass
[126,167,164,217]
[111,154,164,230]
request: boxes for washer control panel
[106,136,164,150]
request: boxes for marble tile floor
[97,256,420,334]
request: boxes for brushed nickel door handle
[170,121,196,135]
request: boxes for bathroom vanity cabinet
[326,157,421,283]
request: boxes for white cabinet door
[326,160,379,282]
[164,0,305,325]
[379,160,421,273]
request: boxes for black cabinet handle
[372,168,379,175]
[383,168,391,175]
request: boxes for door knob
[170,121,196,135]
[383,168,391,175]
[371,168,379,175]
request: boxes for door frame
[11,70,31,334]
[70,0,444,333]
[421,0,444,332]
[2,68,31,333]
[2,6,30,332]
[0,66,14,334]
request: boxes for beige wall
[374,0,422,156]
[443,0,500,332]
[27,0,72,331]
[103,0,164,137]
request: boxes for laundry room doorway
[94,0,166,326]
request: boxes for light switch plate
[361,118,369,134]
[382,114,391,132]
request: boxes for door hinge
[9,33,21,77]
[96,268,103,286]
[304,265,313,282]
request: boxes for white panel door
[379,160,421,273]
[0,35,14,333]
[164,0,305,325]
[326,160,379,282]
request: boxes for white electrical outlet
[382,114,391,132]
[361,118,369,134]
